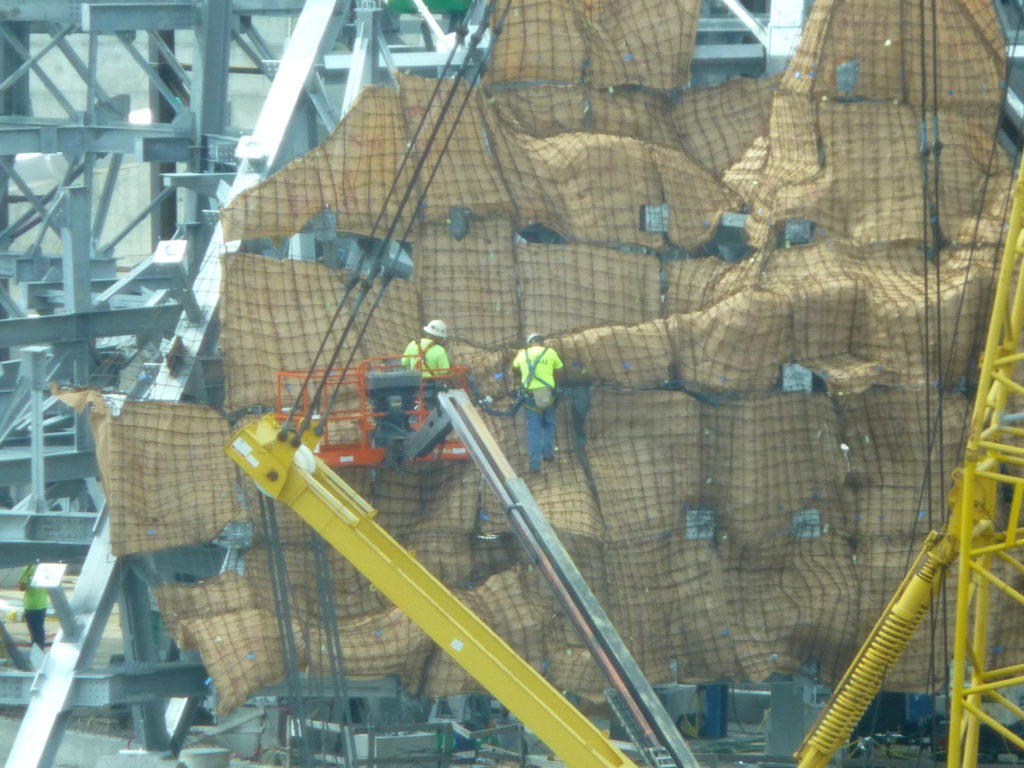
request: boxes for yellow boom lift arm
[796,166,1024,768]
[227,413,640,768]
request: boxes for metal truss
[947,163,1024,768]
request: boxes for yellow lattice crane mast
[226,413,640,768]
[796,169,1024,768]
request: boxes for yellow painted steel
[794,533,956,768]
[796,164,1024,768]
[947,163,1024,768]
[226,413,638,768]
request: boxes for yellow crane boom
[226,413,640,768]
[797,165,1024,768]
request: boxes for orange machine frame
[275,357,472,467]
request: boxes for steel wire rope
[309,529,356,755]
[925,8,1024,762]
[863,0,946,754]
[262,12,508,758]
[899,2,1024,571]
[316,0,513,425]
[283,17,473,433]
[915,0,940,543]
[258,493,316,768]
[903,0,1024,558]
[891,2,1024,759]
[292,524,329,764]
[922,0,948,759]
[294,2,500,441]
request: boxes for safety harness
[412,339,436,373]
[523,347,555,410]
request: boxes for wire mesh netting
[99,0,1023,713]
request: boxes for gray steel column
[120,560,170,751]
[193,0,231,147]
[287,100,322,261]
[20,346,50,513]
[57,186,95,451]
[186,0,233,275]
[341,2,394,118]
[149,30,181,246]
[59,186,92,314]
[0,21,31,235]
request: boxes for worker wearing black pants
[18,564,48,649]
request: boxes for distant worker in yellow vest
[17,563,48,649]
[402,319,451,377]
[512,333,564,473]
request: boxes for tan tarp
[55,390,240,555]
[101,0,1018,711]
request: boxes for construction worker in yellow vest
[402,319,451,377]
[18,563,48,648]
[512,333,564,473]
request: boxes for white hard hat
[423,319,448,339]
[526,332,543,344]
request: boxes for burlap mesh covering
[726,0,1010,249]
[105,0,1022,713]
[490,76,776,181]
[486,0,699,90]
[223,73,738,253]
[155,571,260,646]
[181,608,306,714]
[55,390,240,555]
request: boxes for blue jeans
[25,608,46,647]
[524,406,556,470]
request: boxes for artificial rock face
[123,0,1021,711]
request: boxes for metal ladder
[605,688,679,768]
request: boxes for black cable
[300,3,500,437]
[311,531,354,741]
[901,0,1024,569]
[286,19,473,428]
[916,0,935,540]
[898,3,1024,758]
[317,0,513,424]
[258,495,315,768]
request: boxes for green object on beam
[387,0,471,12]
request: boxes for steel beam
[715,0,769,47]
[0,449,97,487]
[0,25,75,116]
[0,509,95,542]
[323,47,470,77]
[81,3,196,32]
[0,663,207,707]
[149,0,343,401]
[438,391,699,768]
[0,121,191,160]
[0,0,310,23]
[0,305,181,345]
